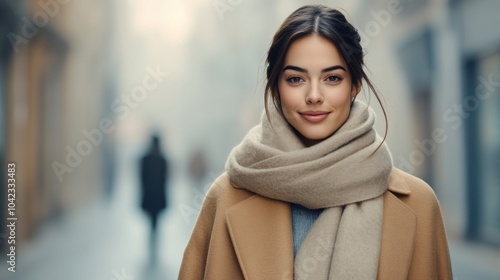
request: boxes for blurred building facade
[355,0,500,247]
[451,0,500,246]
[0,0,117,250]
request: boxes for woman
[180,5,452,280]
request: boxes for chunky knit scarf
[225,100,393,279]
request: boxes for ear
[351,82,361,97]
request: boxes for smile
[299,111,330,123]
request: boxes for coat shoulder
[389,168,441,212]
[386,170,453,279]
[204,172,256,209]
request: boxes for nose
[305,84,324,104]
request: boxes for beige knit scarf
[225,100,393,279]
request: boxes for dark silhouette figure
[140,135,169,265]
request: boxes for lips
[299,111,330,123]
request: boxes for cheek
[327,90,352,108]
[278,85,299,112]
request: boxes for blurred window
[397,29,435,186]
[468,50,500,244]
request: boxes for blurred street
[0,141,198,280]
[450,238,500,280]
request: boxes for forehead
[284,34,347,69]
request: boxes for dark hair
[264,5,388,148]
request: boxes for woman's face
[278,34,357,145]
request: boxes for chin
[299,129,333,142]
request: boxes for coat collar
[387,168,412,195]
[225,168,416,280]
[225,195,294,280]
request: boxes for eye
[286,76,304,84]
[325,75,342,83]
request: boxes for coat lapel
[377,170,417,279]
[225,195,294,280]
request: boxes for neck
[298,134,322,147]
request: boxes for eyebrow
[282,65,346,73]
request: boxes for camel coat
[179,168,452,279]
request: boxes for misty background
[1,0,500,279]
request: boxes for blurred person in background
[179,5,452,279]
[139,134,169,265]
[187,148,208,191]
